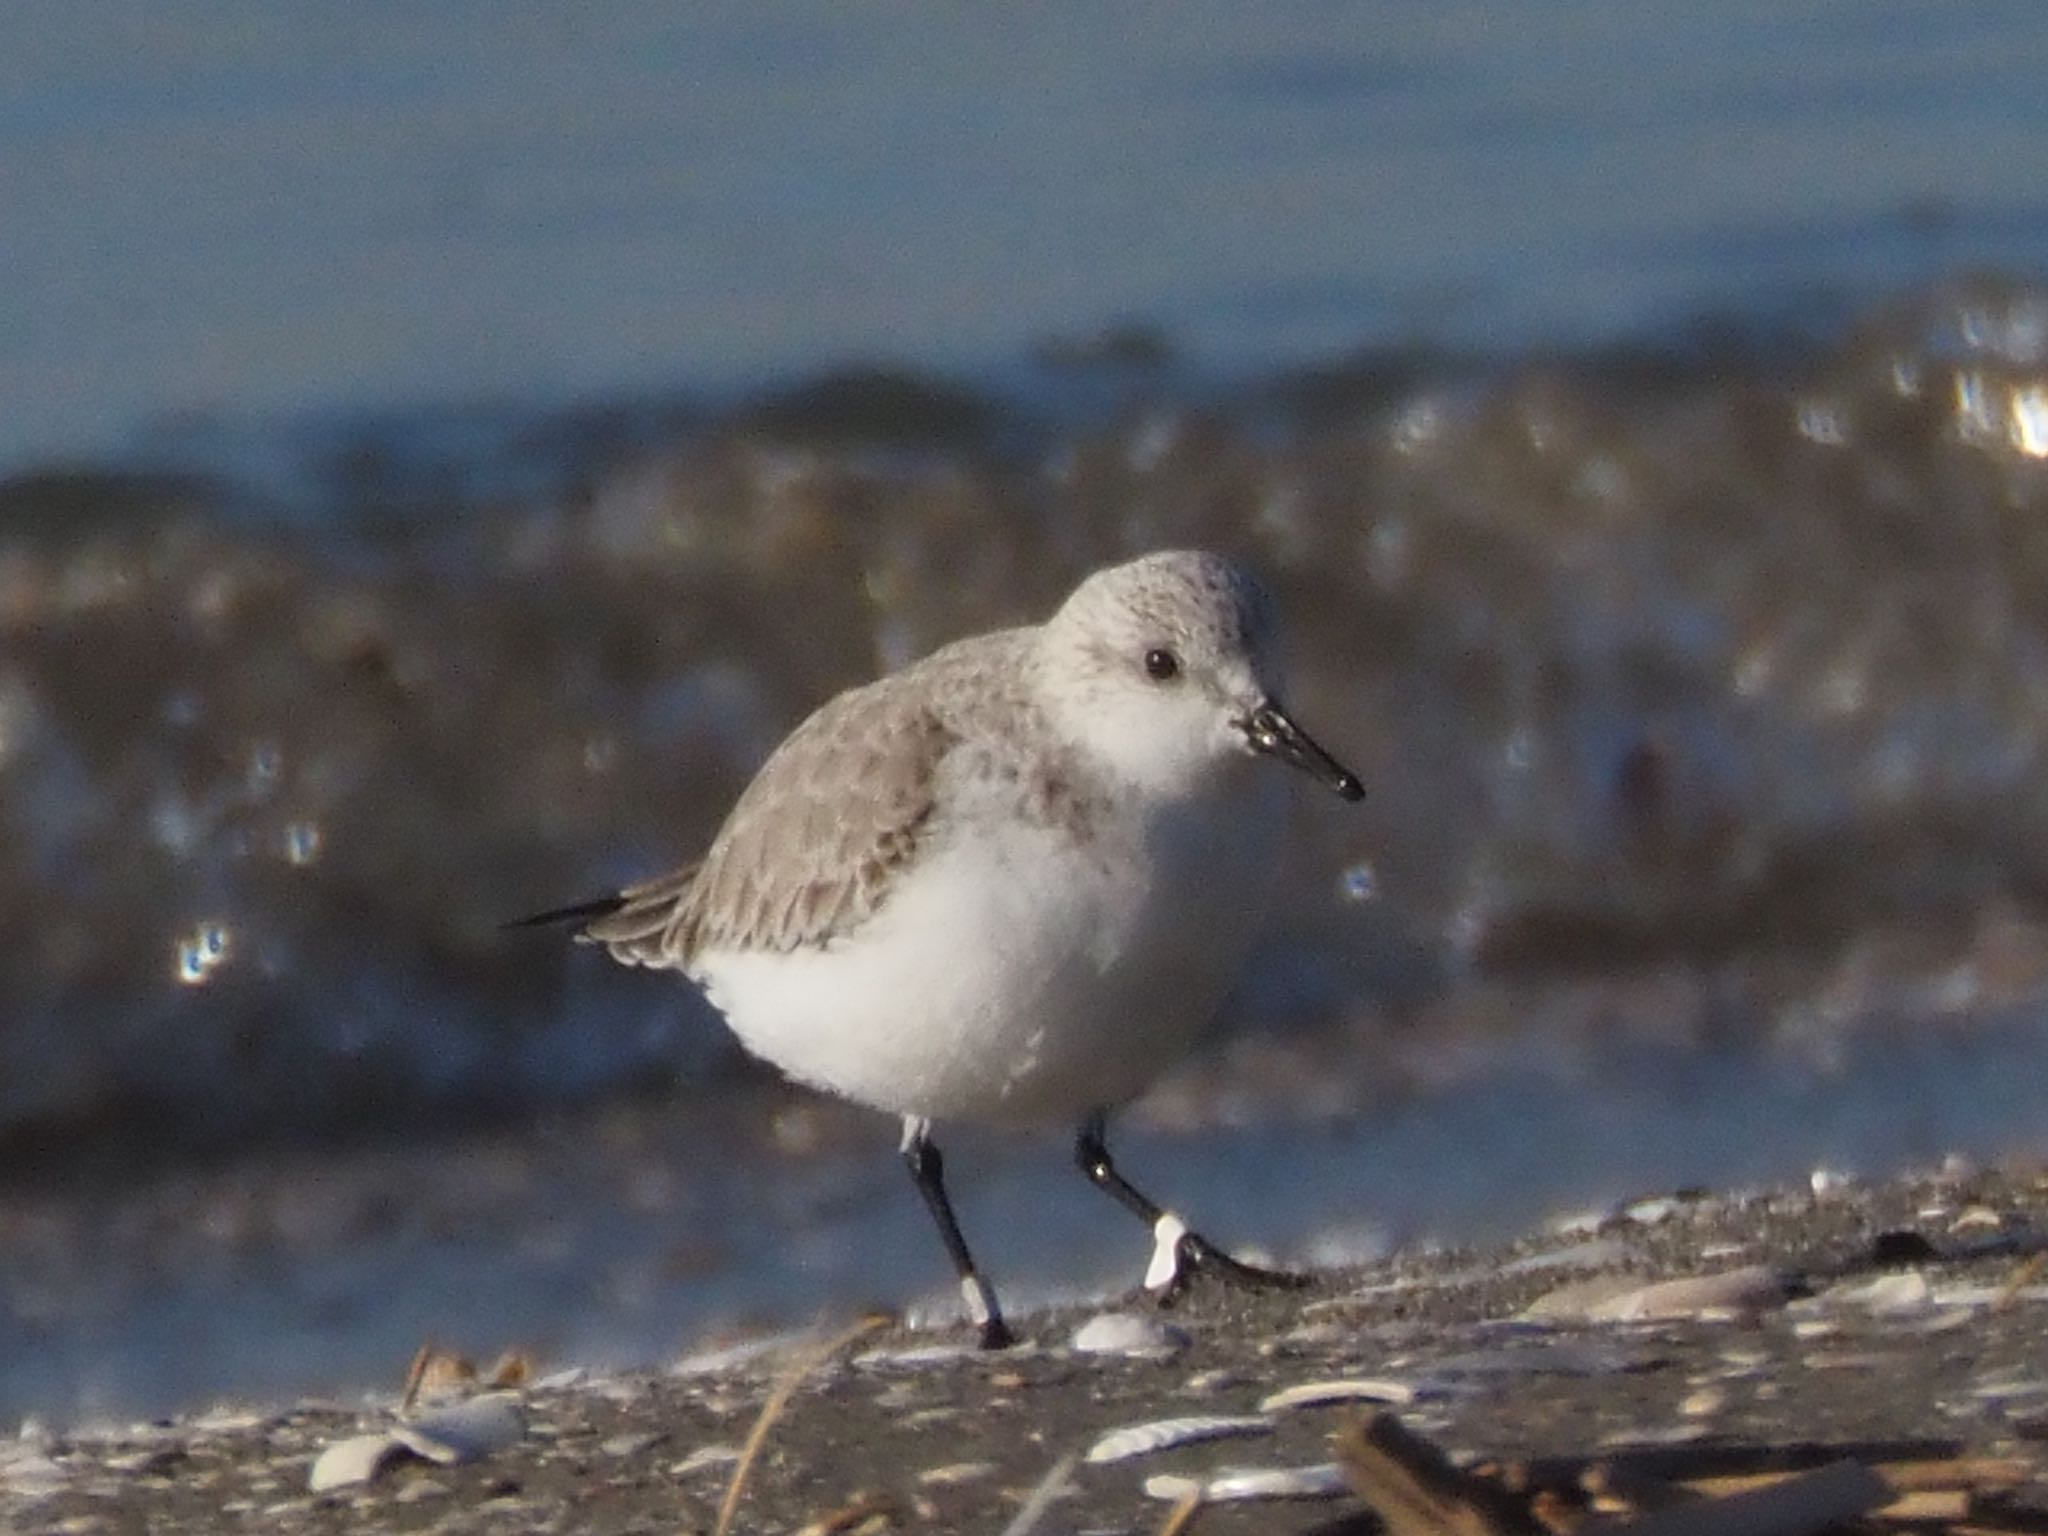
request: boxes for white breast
[691,769,1286,1126]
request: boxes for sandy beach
[8,1159,2048,1535]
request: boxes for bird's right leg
[900,1116,1016,1349]
[1074,1110,1310,1304]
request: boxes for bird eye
[1144,648,1180,682]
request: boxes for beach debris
[1333,1410,1544,1536]
[187,1405,266,1433]
[714,1312,893,1536]
[671,1443,743,1477]
[1143,1462,1350,1503]
[792,1488,895,1535]
[399,1340,531,1412]
[1070,1311,1188,1359]
[393,1473,451,1503]
[390,1392,523,1465]
[996,1451,1079,1536]
[307,1393,525,1492]
[852,1341,981,1370]
[914,1460,997,1486]
[1524,1265,1790,1323]
[1623,1195,1690,1225]
[1500,1237,1635,1277]
[1967,1374,2048,1402]
[1816,1272,1932,1316]
[1316,1411,2039,1536]
[1679,1386,1728,1420]
[1598,1423,1714,1449]
[1084,1414,1274,1465]
[307,1339,535,1494]
[309,1433,408,1494]
[1260,1377,1417,1412]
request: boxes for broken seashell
[671,1443,743,1476]
[1524,1264,1789,1323]
[1259,1378,1415,1413]
[1820,1271,1932,1315]
[308,1433,407,1493]
[1070,1311,1187,1359]
[391,1393,523,1465]
[1144,1462,1349,1502]
[1084,1414,1273,1465]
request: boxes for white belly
[692,780,1284,1125]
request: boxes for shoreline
[9,1158,2048,1533]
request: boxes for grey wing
[580,678,959,970]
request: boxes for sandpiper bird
[515,550,1363,1345]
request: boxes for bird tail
[502,892,628,932]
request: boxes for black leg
[900,1116,1015,1349]
[1074,1111,1310,1304]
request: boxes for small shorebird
[515,550,1363,1345]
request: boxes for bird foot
[1143,1212,1312,1306]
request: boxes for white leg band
[960,1274,993,1327]
[1145,1212,1190,1291]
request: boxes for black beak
[1243,701,1364,801]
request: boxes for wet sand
[9,1159,2048,1534]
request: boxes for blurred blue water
[4,1,2046,472]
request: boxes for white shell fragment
[1084,1414,1274,1465]
[1070,1311,1188,1359]
[1623,1196,1686,1225]
[670,1444,743,1476]
[916,1460,999,1485]
[1144,1462,1349,1502]
[852,1341,982,1370]
[1259,1378,1415,1413]
[390,1393,524,1465]
[1498,1237,1633,1277]
[1523,1264,1789,1322]
[1818,1271,1932,1315]
[308,1433,409,1493]
[308,1392,524,1492]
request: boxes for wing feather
[576,671,961,969]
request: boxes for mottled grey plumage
[584,631,1029,965]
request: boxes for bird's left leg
[1072,1110,1310,1304]
[901,1116,1016,1348]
